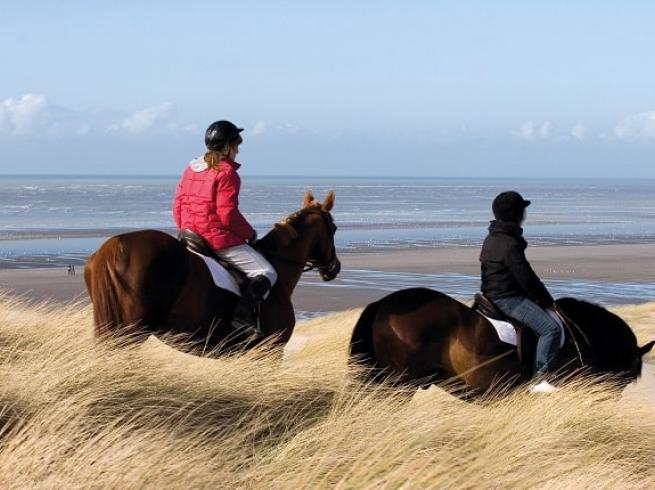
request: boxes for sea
[2,175,655,304]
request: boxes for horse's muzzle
[320,258,341,281]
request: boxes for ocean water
[2,175,655,246]
[2,175,654,304]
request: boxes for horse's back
[375,287,479,333]
[367,288,474,382]
[351,287,520,389]
[377,287,452,312]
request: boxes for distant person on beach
[67,264,72,276]
[172,120,277,338]
[479,191,561,393]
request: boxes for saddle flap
[178,229,215,257]
[189,250,242,296]
[473,293,507,321]
[473,293,566,380]
[178,229,248,289]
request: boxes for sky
[1,1,655,177]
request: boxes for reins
[258,206,337,274]
[444,349,515,384]
[262,251,317,272]
[553,306,592,368]
[455,304,594,383]
[444,308,593,384]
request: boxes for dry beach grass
[0,292,653,488]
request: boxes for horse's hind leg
[92,289,153,345]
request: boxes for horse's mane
[557,297,606,314]
[256,203,324,253]
[557,296,634,340]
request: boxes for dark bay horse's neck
[554,298,602,369]
[264,254,305,295]
[256,229,315,339]
[258,227,314,297]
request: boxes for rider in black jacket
[480,191,561,392]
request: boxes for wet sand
[341,243,655,282]
[298,243,655,310]
[2,243,655,311]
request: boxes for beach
[3,242,655,311]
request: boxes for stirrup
[231,304,262,338]
[231,318,261,338]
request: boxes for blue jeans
[493,296,562,376]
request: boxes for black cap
[205,120,244,151]
[492,191,531,222]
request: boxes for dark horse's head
[557,297,654,383]
[261,191,341,281]
[302,191,341,281]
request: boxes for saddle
[472,293,538,379]
[177,229,249,291]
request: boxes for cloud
[519,121,535,140]
[0,94,84,136]
[251,120,267,135]
[279,122,300,134]
[571,122,586,140]
[1,94,199,138]
[248,120,301,137]
[518,120,551,141]
[107,102,177,134]
[2,94,50,135]
[614,111,655,141]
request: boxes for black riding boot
[231,276,272,337]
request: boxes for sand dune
[0,293,653,488]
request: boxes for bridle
[264,207,339,275]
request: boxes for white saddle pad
[479,310,565,347]
[188,249,241,296]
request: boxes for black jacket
[479,220,554,307]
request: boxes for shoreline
[341,242,655,282]
[2,242,655,311]
[3,239,655,274]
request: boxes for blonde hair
[205,136,243,170]
[204,151,226,170]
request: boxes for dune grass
[0,292,653,488]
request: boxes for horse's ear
[274,222,298,247]
[322,191,335,212]
[302,191,315,208]
[639,340,655,357]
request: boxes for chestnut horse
[350,288,654,395]
[85,191,340,354]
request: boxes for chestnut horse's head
[270,191,340,281]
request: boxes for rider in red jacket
[173,147,255,250]
[173,121,277,338]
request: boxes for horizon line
[1,173,654,181]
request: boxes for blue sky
[1,1,655,176]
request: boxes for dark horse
[350,288,654,394]
[85,191,340,354]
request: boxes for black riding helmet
[492,191,531,223]
[205,120,244,151]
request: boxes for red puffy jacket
[172,157,255,250]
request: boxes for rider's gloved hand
[248,230,258,246]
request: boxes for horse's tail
[85,237,128,337]
[349,301,383,382]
